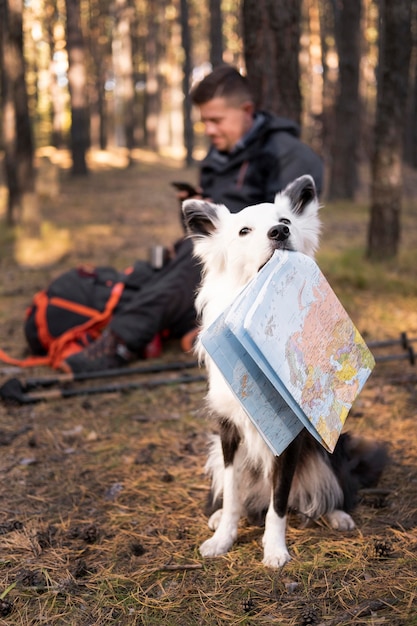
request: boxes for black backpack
[0,262,156,369]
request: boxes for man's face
[198,97,255,153]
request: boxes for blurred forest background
[0,0,416,260]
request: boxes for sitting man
[63,64,323,373]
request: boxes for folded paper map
[201,250,375,455]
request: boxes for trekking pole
[0,360,199,397]
[368,331,416,365]
[0,373,206,405]
[368,331,417,350]
[374,345,415,365]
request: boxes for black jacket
[199,112,323,213]
[111,113,323,351]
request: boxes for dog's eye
[239,227,252,236]
[280,218,291,225]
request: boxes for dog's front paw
[207,509,222,531]
[326,510,356,530]
[262,546,291,569]
[262,511,290,568]
[199,531,235,557]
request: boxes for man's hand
[171,181,203,201]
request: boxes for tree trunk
[65,0,89,176]
[404,58,417,168]
[242,0,302,124]
[112,0,135,159]
[44,0,65,148]
[209,0,223,67]
[88,2,109,151]
[179,0,193,166]
[318,0,338,164]
[403,1,417,168]
[0,0,36,225]
[367,0,412,260]
[328,0,361,200]
[144,0,162,150]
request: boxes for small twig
[157,563,203,572]
[317,598,396,625]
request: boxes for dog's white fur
[183,176,359,568]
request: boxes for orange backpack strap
[0,350,51,368]
[47,281,125,368]
[33,290,55,352]
[0,288,53,367]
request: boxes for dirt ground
[0,148,416,625]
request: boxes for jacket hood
[259,111,300,138]
[201,111,301,169]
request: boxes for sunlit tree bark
[0,0,36,225]
[112,0,135,159]
[328,0,362,200]
[318,0,336,152]
[144,0,163,150]
[179,0,193,165]
[367,0,412,259]
[88,0,110,150]
[65,0,89,175]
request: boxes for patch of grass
[318,245,417,297]
[318,197,417,298]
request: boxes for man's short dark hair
[191,65,253,106]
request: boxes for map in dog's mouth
[258,259,270,272]
[258,244,294,272]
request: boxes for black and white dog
[183,175,387,568]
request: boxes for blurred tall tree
[88,0,112,150]
[65,0,89,175]
[328,0,362,200]
[367,0,413,259]
[317,0,339,166]
[0,0,36,225]
[242,0,302,124]
[144,0,163,150]
[209,0,223,67]
[112,0,135,160]
[404,1,417,168]
[180,0,193,165]
[44,0,66,148]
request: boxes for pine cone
[372,539,392,559]
[300,606,319,625]
[242,596,255,613]
[0,599,13,617]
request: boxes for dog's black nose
[268,224,290,241]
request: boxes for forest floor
[0,147,416,625]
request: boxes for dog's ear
[182,200,226,237]
[281,175,317,215]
